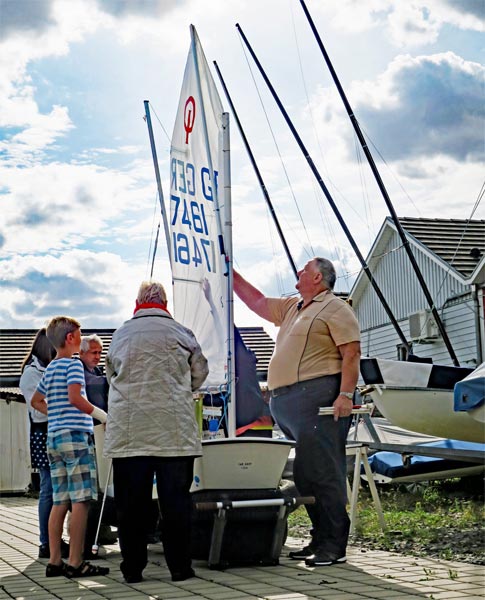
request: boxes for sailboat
[145,26,306,568]
[166,25,293,484]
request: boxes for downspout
[473,284,484,364]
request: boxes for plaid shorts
[47,430,98,505]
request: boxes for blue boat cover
[367,440,485,479]
[454,363,485,412]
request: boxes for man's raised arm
[233,270,272,321]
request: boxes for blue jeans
[270,374,351,554]
[38,466,53,545]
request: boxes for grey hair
[80,334,103,353]
[314,257,336,290]
[46,316,81,350]
[137,280,167,305]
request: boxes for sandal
[65,561,110,578]
[46,562,66,577]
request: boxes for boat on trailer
[360,358,483,443]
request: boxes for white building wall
[359,295,479,367]
[356,230,469,331]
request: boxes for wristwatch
[339,392,353,399]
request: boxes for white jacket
[103,308,208,458]
[19,356,47,424]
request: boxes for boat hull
[191,438,294,492]
[369,385,485,443]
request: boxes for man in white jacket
[104,280,208,584]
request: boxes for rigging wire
[237,34,315,257]
[147,102,172,145]
[289,0,341,270]
[289,1,377,292]
[361,124,422,216]
[146,190,162,279]
[431,180,484,307]
[353,135,377,250]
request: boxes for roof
[398,217,485,279]
[0,326,275,396]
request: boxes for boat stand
[195,495,314,569]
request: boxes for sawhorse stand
[195,495,315,569]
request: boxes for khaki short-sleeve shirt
[266,291,361,390]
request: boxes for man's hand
[332,394,353,421]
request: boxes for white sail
[170,26,229,389]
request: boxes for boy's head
[46,316,81,351]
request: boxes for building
[350,217,485,367]
[0,326,275,399]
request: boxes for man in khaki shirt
[234,257,361,567]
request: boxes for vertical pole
[222,112,237,438]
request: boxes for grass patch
[287,476,485,564]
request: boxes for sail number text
[171,194,216,272]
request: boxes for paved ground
[1,496,483,600]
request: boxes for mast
[143,100,172,265]
[222,111,237,437]
[299,0,460,367]
[213,60,299,280]
[236,23,412,353]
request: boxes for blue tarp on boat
[366,439,485,480]
[454,362,485,412]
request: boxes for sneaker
[305,552,347,567]
[288,543,315,560]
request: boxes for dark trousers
[270,374,350,554]
[112,455,195,577]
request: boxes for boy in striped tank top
[31,316,110,579]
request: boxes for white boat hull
[191,438,294,492]
[369,385,485,443]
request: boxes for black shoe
[288,543,315,560]
[45,561,66,577]
[124,573,143,583]
[39,540,70,559]
[171,567,195,582]
[305,552,347,567]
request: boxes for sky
[1,0,484,336]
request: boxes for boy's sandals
[65,561,110,578]
[46,562,66,577]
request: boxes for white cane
[92,459,113,555]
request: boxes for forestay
[170,26,230,389]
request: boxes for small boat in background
[360,358,483,443]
